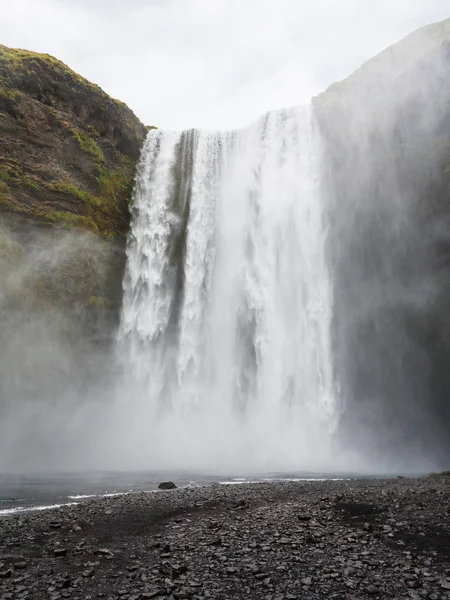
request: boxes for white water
[117,105,346,473]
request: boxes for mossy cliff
[313,18,450,462]
[0,45,149,343]
[0,44,148,237]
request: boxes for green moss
[45,161,134,239]
[0,86,21,101]
[25,178,42,191]
[98,159,134,207]
[0,161,20,181]
[45,210,98,232]
[87,295,114,310]
[0,161,42,192]
[146,125,158,131]
[49,181,102,207]
[0,180,10,200]
[71,127,104,163]
[0,170,14,183]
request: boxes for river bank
[1,477,450,599]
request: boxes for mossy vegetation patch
[98,158,135,206]
[0,86,21,101]
[0,159,43,191]
[71,127,104,163]
[49,181,102,207]
[45,210,98,232]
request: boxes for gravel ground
[1,476,450,599]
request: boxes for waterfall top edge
[146,103,313,137]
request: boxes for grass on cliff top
[0,45,97,87]
[0,44,138,115]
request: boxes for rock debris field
[1,477,450,599]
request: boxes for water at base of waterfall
[2,470,414,517]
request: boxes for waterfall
[117,105,341,473]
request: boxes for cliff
[313,18,450,462]
[0,45,149,347]
[0,44,148,236]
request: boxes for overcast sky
[0,0,448,130]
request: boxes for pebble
[0,478,449,599]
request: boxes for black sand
[1,477,450,599]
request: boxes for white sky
[0,0,448,130]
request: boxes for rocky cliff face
[313,18,450,464]
[0,45,149,344]
[0,44,148,236]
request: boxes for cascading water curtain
[117,105,342,473]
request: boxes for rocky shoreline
[1,477,450,599]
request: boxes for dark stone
[95,548,114,557]
[158,482,177,490]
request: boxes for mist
[315,18,450,469]
[1,20,449,477]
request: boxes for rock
[233,499,249,509]
[49,521,62,529]
[95,548,114,557]
[158,482,177,490]
[53,548,67,557]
